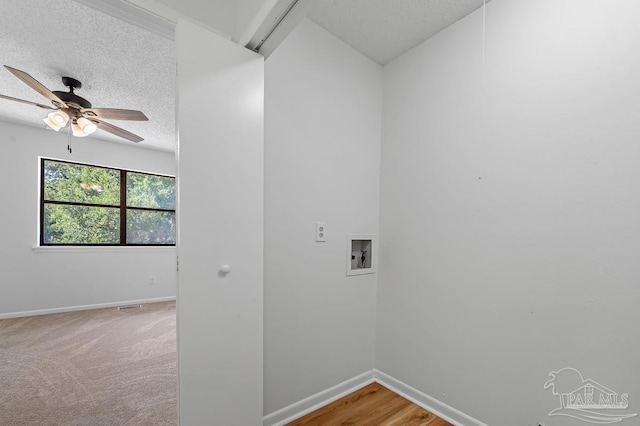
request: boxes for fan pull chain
[67,122,72,154]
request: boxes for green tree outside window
[42,159,175,245]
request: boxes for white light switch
[316,222,326,242]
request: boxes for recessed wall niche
[346,234,375,276]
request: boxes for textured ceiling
[307,0,489,65]
[0,0,175,152]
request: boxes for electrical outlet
[315,222,326,242]
[148,276,156,285]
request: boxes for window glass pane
[44,204,120,244]
[44,160,120,205]
[127,210,176,244]
[126,173,175,209]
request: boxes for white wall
[264,19,382,415]
[176,20,264,425]
[0,120,176,317]
[377,0,640,425]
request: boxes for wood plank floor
[286,382,453,426]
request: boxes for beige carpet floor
[0,301,176,426]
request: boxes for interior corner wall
[264,18,382,415]
[0,120,176,316]
[376,0,640,424]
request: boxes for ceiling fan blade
[4,65,68,108]
[0,93,56,110]
[81,108,148,121]
[88,117,144,143]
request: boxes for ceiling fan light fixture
[71,121,87,137]
[77,117,97,136]
[43,110,69,131]
[52,110,69,125]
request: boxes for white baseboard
[263,370,375,426]
[0,296,176,319]
[373,369,487,426]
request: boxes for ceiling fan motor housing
[53,76,92,109]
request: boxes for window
[41,158,175,246]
